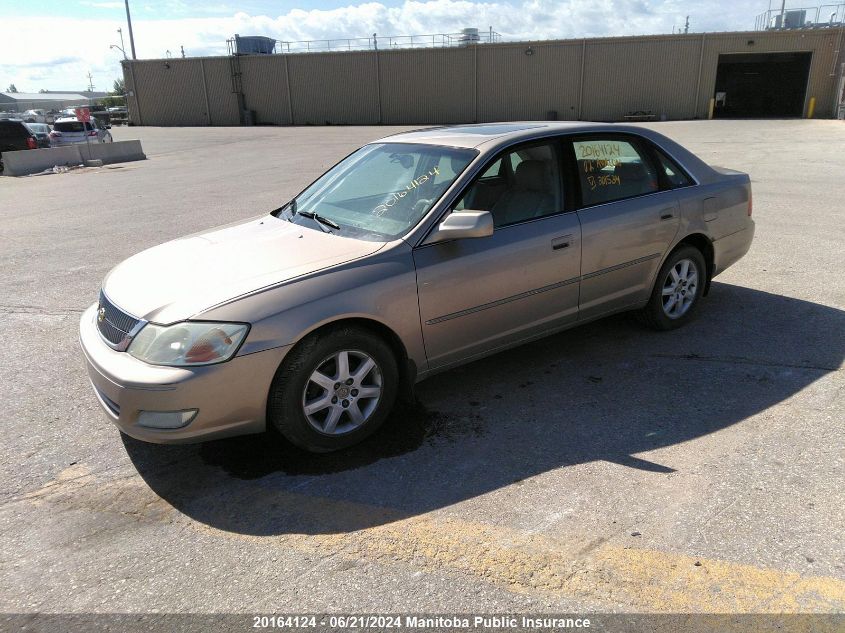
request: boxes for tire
[637,245,706,331]
[267,327,399,452]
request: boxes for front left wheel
[267,327,399,452]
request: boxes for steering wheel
[411,198,433,219]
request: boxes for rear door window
[571,137,659,206]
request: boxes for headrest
[614,161,648,181]
[514,160,548,191]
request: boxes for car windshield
[278,142,477,240]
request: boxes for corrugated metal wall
[288,51,380,124]
[580,36,703,120]
[477,41,582,121]
[124,28,844,126]
[379,47,475,124]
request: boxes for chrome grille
[97,291,140,347]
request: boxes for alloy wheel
[661,258,699,319]
[301,350,383,435]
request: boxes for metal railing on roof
[754,3,845,30]
[227,29,502,56]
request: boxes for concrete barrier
[2,146,82,177]
[78,140,146,165]
[2,140,146,176]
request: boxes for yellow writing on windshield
[373,166,440,217]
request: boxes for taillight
[26,137,37,149]
[747,190,753,216]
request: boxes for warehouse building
[0,92,94,113]
[122,27,845,126]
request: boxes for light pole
[124,0,137,59]
[117,28,127,58]
[110,44,127,60]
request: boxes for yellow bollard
[708,98,715,120]
[807,97,816,119]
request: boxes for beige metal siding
[240,56,292,125]
[379,47,475,124]
[287,51,380,124]
[202,57,239,126]
[123,28,843,126]
[132,58,207,126]
[477,41,582,121]
[581,36,701,121]
[121,62,141,126]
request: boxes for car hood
[103,216,385,324]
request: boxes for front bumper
[79,303,290,443]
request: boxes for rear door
[568,134,680,320]
[413,138,582,369]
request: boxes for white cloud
[0,0,752,92]
[80,1,126,8]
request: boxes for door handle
[660,209,675,220]
[552,235,573,251]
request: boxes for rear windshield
[54,121,90,132]
[0,121,29,139]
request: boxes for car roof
[376,121,642,149]
[376,121,719,185]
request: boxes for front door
[413,139,582,369]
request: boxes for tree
[7,84,18,93]
[112,78,125,95]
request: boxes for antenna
[684,15,689,33]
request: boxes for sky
[1,0,763,93]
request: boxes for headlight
[127,321,249,366]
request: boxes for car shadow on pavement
[123,282,845,535]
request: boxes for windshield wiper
[297,210,340,232]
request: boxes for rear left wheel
[638,245,706,331]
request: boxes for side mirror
[427,210,494,244]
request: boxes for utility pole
[181,45,186,58]
[86,71,95,92]
[124,0,137,59]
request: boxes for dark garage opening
[713,52,812,118]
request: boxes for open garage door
[713,52,812,118]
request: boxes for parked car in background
[80,122,755,453]
[89,105,112,128]
[22,109,47,123]
[24,122,52,148]
[50,116,113,146]
[0,119,38,174]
